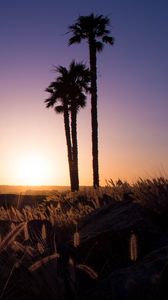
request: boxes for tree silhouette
[45,61,90,191]
[68,13,114,188]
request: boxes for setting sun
[15,154,50,186]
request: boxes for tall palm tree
[45,61,90,191]
[68,61,90,190]
[45,72,74,189]
[68,13,114,188]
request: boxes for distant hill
[0,185,70,195]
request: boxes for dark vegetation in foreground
[0,177,168,299]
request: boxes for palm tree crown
[68,13,114,51]
[45,61,90,112]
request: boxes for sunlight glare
[16,154,51,185]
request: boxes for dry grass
[1,177,167,225]
[0,176,168,299]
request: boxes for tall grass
[0,176,168,225]
[0,176,168,299]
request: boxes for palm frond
[69,35,82,45]
[55,105,64,114]
[44,97,56,108]
[102,35,114,45]
[95,41,104,52]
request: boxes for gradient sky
[0,0,168,186]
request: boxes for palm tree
[45,72,73,189]
[68,13,114,188]
[68,61,90,190]
[45,61,90,191]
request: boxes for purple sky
[0,0,168,186]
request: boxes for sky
[0,0,168,186]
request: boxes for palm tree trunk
[63,104,75,191]
[71,103,79,191]
[89,37,99,188]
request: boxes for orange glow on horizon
[2,149,69,187]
